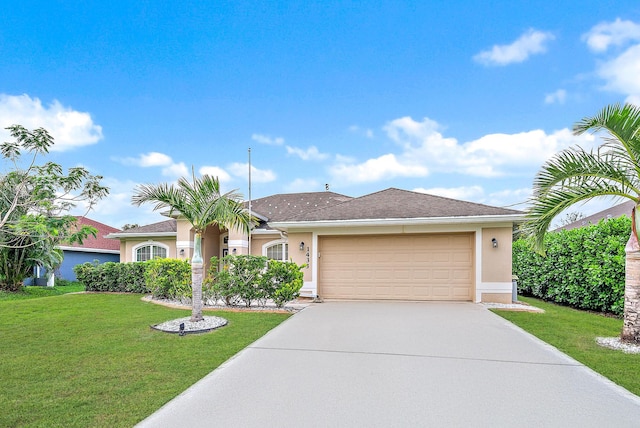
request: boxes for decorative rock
[151,316,228,334]
[596,337,640,354]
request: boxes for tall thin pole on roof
[248,147,252,255]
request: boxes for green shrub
[205,255,305,308]
[513,216,629,315]
[143,258,191,299]
[264,260,305,307]
[73,261,148,293]
[213,255,268,307]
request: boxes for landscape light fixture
[299,242,305,251]
[492,238,498,248]
[179,323,185,336]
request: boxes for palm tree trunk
[191,232,204,322]
[623,234,640,343]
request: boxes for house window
[265,242,288,261]
[134,243,168,262]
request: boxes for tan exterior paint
[287,232,312,282]
[481,293,512,304]
[481,227,513,283]
[318,233,474,301]
[120,238,177,262]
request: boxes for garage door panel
[319,234,473,301]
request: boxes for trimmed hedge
[513,216,630,315]
[73,261,147,293]
[73,256,305,308]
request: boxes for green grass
[0,293,290,427]
[0,282,85,301]
[493,296,640,396]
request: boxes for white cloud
[596,44,640,100]
[582,19,640,102]
[117,151,173,167]
[582,18,640,52]
[485,188,532,209]
[161,162,189,178]
[284,178,321,193]
[199,166,232,182]
[115,151,189,179]
[413,185,532,210]
[228,162,276,183]
[70,177,163,229]
[330,116,598,186]
[474,29,555,66]
[413,186,484,201]
[0,94,103,151]
[286,145,329,161]
[544,89,567,104]
[139,152,173,167]
[348,125,374,138]
[251,133,284,145]
[330,153,428,184]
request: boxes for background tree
[556,211,586,228]
[0,125,109,291]
[132,172,252,322]
[522,103,640,344]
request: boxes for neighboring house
[56,216,121,281]
[107,188,523,303]
[27,216,121,284]
[555,200,635,231]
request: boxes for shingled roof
[65,216,121,252]
[106,219,177,238]
[285,188,522,222]
[554,200,635,231]
[249,191,353,221]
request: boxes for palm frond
[573,103,640,177]
[131,172,251,235]
[525,142,640,252]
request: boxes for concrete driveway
[137,302,640,427]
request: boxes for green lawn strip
[0,293,290,427]
[0,282,85,301]
[492,296,640,396]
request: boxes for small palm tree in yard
[132,172,252,322]
[523,103,640,344]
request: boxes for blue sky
[2,1,640,228]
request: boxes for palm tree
[132,172,252,322]
[523,103,640,344]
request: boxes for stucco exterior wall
[120,238,177,263]
[287,232,312,281]
[481,227,513,283]
[176,219,194,260]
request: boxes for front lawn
[0,293,290,427]
[492,296,640,396]
[0,281,85,301]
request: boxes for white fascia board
[250,229,281,235]
[105,232,177,239]
[57,246,120,254]
[269,214,525,231]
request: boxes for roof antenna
[325,183,329,191]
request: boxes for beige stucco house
[108,188,523,303]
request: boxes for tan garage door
[319,234,474,301]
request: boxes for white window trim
[132,241,170,262]
[262,239,289,261]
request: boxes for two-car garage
[318,233,474,301]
